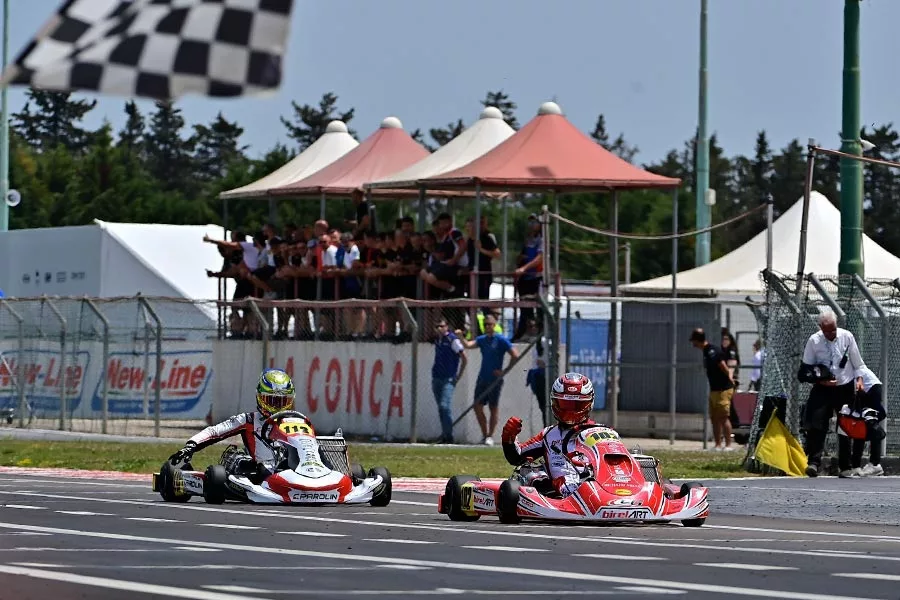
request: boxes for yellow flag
[754,413,808,477]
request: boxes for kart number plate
[598,507,651,520]
[279,421,312,436]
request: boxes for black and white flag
[0,0,295,100]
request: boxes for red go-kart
[438,426,709,526]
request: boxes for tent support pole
[502,193,509,302]
[669,188,679,446]
[473,184,482,332]
[609,191,619,429]
[553,192,560,278]
[417,186,427,232]
[796,140,816,296]
[319,191,326,221]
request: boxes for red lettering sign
[389,361,403,417]
[347,359,364,414]
[325,358,341,413]
[306,356,320,413]
[369,359,383,418]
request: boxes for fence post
[83,298,111,435]
[138,295,163,439]
[538,294,558,427]
[853,274,888,455]
[807,274,846,324]
[0,299,25,428]
[42,297,67,431]
[565,297,572,372]
[245,298,269,373]
[399,300,419,443]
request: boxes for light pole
[0,0,9,232]
[694,0,710,266]
[839,0,863,279]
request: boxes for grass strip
[0,439,752,480]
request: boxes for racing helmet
[256,368,295,417]
[550,372,594,426]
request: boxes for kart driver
[501,372,604,498]
[167,368,308,476]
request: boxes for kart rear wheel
[682,518,706,527]
[158,461,191,503]
[350,462,366,485]
[444,475,481,522]
[498,479,521,524]
[203,465,227,505]
[368,466,392,507]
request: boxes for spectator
[721,331,740,389]
[346,189,375,237]
[524,319,549,426]
[513,214,544,341]
[852,365,886,477]
[432,318,467,444]
[690,328,735,451]
[465,215,501,304]
[798,311,865,478]
[459,313,519,445]
[749,339,764,392]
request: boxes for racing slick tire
[350,462,366,485]
[498,479,522,524]
[444,475,482,522]
[157,461,191,503]
[678,482,706,527]
[368,466,392,507]
[203,465,228,505]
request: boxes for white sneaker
[838,468,861,478]
[723,446,736,452]
[482,437,495,446]
[860,463,884,477]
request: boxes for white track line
[833,573,900,582]
[0,523,877,600]
[694,563,798,571]
[573,554,667,561]
[0,565,272,600]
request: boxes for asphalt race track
[0,471,899,599]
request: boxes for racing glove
[169,441,197,465]
[501,416,523,444]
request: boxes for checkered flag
[0,0,295,100]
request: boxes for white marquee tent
[365,107,515,189]
[623,191,900,296]
[219,120,358,200]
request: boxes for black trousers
[802,381,855,468]
[846,383,887,469]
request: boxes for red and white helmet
[550,372,595,426]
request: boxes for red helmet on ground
[550,372,595,426]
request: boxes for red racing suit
[502,420,600,498]
[188,411,278,469]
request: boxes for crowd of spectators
[204,191,545,341]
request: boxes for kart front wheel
[157,461,191,503]
[369,466,392,507]
[444,475,481,522]
[498,479,521,524]
[350,462,366,485]
[203,465,227,505]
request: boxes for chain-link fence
[0,296,217,438]
[750,270,899,466]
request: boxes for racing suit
[502,420,600,498]
[184,412,280,474]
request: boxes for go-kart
[152,411,391,506]
[438,425,708,526]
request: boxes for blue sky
[6,1,900,164]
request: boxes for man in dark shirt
[690,328,735,451]
[465,216,501,304]
[347,189,375,237]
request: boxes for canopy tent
[417,102,680,192]
[218,121,358,200]
[270,116,430,202]
[623,191,900,296]
[364,106,515,190]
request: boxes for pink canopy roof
[270,116,430,197]
[419,102,680,192]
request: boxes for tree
[590,114,639,163]
[192,113,248,183]
[11,89,97,153]
[280,92,356,151]
[118,101,146,159]
[481,90,519,130]
[144,100,194,193]
[860,124,900,251]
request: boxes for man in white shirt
[798,311,865,477]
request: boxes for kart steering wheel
[260,410,312,440]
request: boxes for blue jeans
[432,377,456,442]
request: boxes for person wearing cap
[512,214,544,341]
[690,328,735,451]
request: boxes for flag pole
[0,0,9,232]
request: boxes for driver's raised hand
[169,440,197,465]
[502,416,523,444]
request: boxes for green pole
[839,0,863,278]
[0,0,8,233]
[694,0,710,266]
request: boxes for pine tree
[590,114,638,163]
[118,101,146,159]
[11,89,97,153]
[144,100,194,193]
[280,92,356,152]
[429,119,465,148]
[192,113,248,183]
